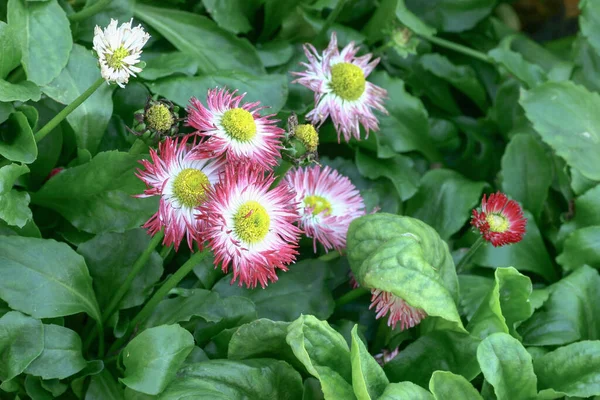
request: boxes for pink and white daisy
[199,165,301,288]
[187,88,284,170]
[284,165,365,252]
[135,136,225,251]
[370,289,427,331]
[293,32,387,142]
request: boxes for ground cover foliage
[1,0,600,399]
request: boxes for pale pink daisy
[187,88,284,170]
[284,165,365,252]
[293,32,387,142]
[199,165,301,288]
[370,289,427,331]
[135,136,225,251]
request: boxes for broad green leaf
[429,371,483,400]
[77,229,163,311]
[25,375,53,400]
[86,370,125,400]
[535,340,600,398]
[260,0,300,39]
[473,211,558,282]
[476,333,537,400]
[404,0,495,32]
[7,0,72,85]
[0,189,31,228]
[580,0,600,56]
[121,324,194,395]
[458,275,495,321]
[142,289,220,330]
[160,359,303,400]
[32,151,158,234]
[0,236,101,321]
[347,214,463,330]
[0,311,44,381]
[0,21,20,79]
[213,259,334,321]
[148,72,288,113]
[405,169,486,240]
[395,0,436,36]
[303,378,325,400]
[286,315,355,399]
[25,324,87,380]
[420,54,487,110]
[378,382,434,400]
[0,111,37,163]
[74,0,134,43]
[384,331,480,387]
[557,226,600,271]
[362,0,400,42]
[0,79,41,102]
[355,151,419,201]
[138,52,198,81]
[501,134,553,218]
[43,45,113,155]
[557,184,600,241]
[256,41,295,68]
[519,265,600,345]
[467,267,533,340]
[350,325,388,400]
[0,164,28,195]
[193,296,257,345]
[489,45,547,89]
[369,72,440,161]
[520,81,600,181]
[202,0,259,34]
[134,4,264,74]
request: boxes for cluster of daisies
[93,19,527,333]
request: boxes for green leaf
[501,134,553,219]
[0,79,41,102]
[348,213,463,330]
[0,189,31,228]
[404,0,495,32]
[458,275,495,321]
[0,236,101,322]
[256,41,295,68]
[32,151,158,234]
[193,296,257,345]
[138,52,198,81]
[378,382,434,400]
[558,184,600,240]
[476,333,538,400]
[148,72,288,114]
[0,21,21,79]
[25,375,53,400]
[535,340,600,398]
[286,315,355,399]
[473,210,558,282]
[384,331,480,388]
[77,229,163,311]
[134,4,264,75]
[0,163,28,195]
[0,111,37,164]
[142,289,221,330]
[557,226,600,271]
[395,0,436,36]
[355,151,419,201]
[350,325,388,400]
[429,371,483,400]
[24,324,87,380]
[202,0,259,34]
[405,169,486,240]
[160,359,303,400]
[121,324,194,395]
[213,259,335,321]
[0,311,44,381]
[520,81,600,181]
[86,370,125,400]
[7,0,72,85]
[519,265,600,345]
[467,267,533,340]
[580,0,600,57]
[489,45,547,89]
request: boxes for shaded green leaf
[0,79,41,102]
[86,370,125,400]
[355,151,419,201]
[0,189,31,228]
[489,44,547,89]
[138,52,198,81]
[378,382,434,399]
[202,0,259,34]
[0,111,37,163]
[142,289,220,330]
[350,325,388,400]
[429,371,483,400]
[580,0,600,56]
[0,311,44,381]
[557,226,600,271]
[404,0,495,32]
[395,0,436,36]
[0,21,21,79]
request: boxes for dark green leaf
[257,41,295,68]
[429,371,483,400]
[557,226,600,271]
[350,325,388,400]
[489,44,547,89]
[86,370,125,400]
[458,275,495,321]
[395,0,436,36]
[580,0,600,56]
[0,111,37,164]
[0,21,21,79]
[0,79,41,102]
[142,289,220,329]
[202,0,259,34]
[355,151,419,201]
[25,375,53,400]
[0,311,44,381]
[404,0,495,32]
[378,382,434,399]
[138,52,198,81]
[193,296,257,345]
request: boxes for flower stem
[420,35,494,64]
[69,0,112,22]
[106,249,209,356]
[455,236,486,273]
[35,78,105,143]
[335,287,370,307]
[318,0,348,38]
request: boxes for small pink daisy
[199,165,301,288]
[370,289,427,331]
[471,192,527,247]
[135,136,225,251]
[187,88,284,170]
[293,32,387,142]
[285,165,365,252]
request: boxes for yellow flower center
[233,201,270,244]
[146,104,174,132]
[304,195,332,216]
[330,62,366,101]
[221,108,257,142]
[295,124,319,152]
[172,168,210,208]
[486,214,509,233]
[106,46,130,70]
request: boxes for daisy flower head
[199,164,302,288]
[293,32,388,143]
[93,18,150,88]
[285,165,365,252]
[135,136,225,251]
[186,88,284,170]
[471,192,527,247]
[370,289,427,331]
